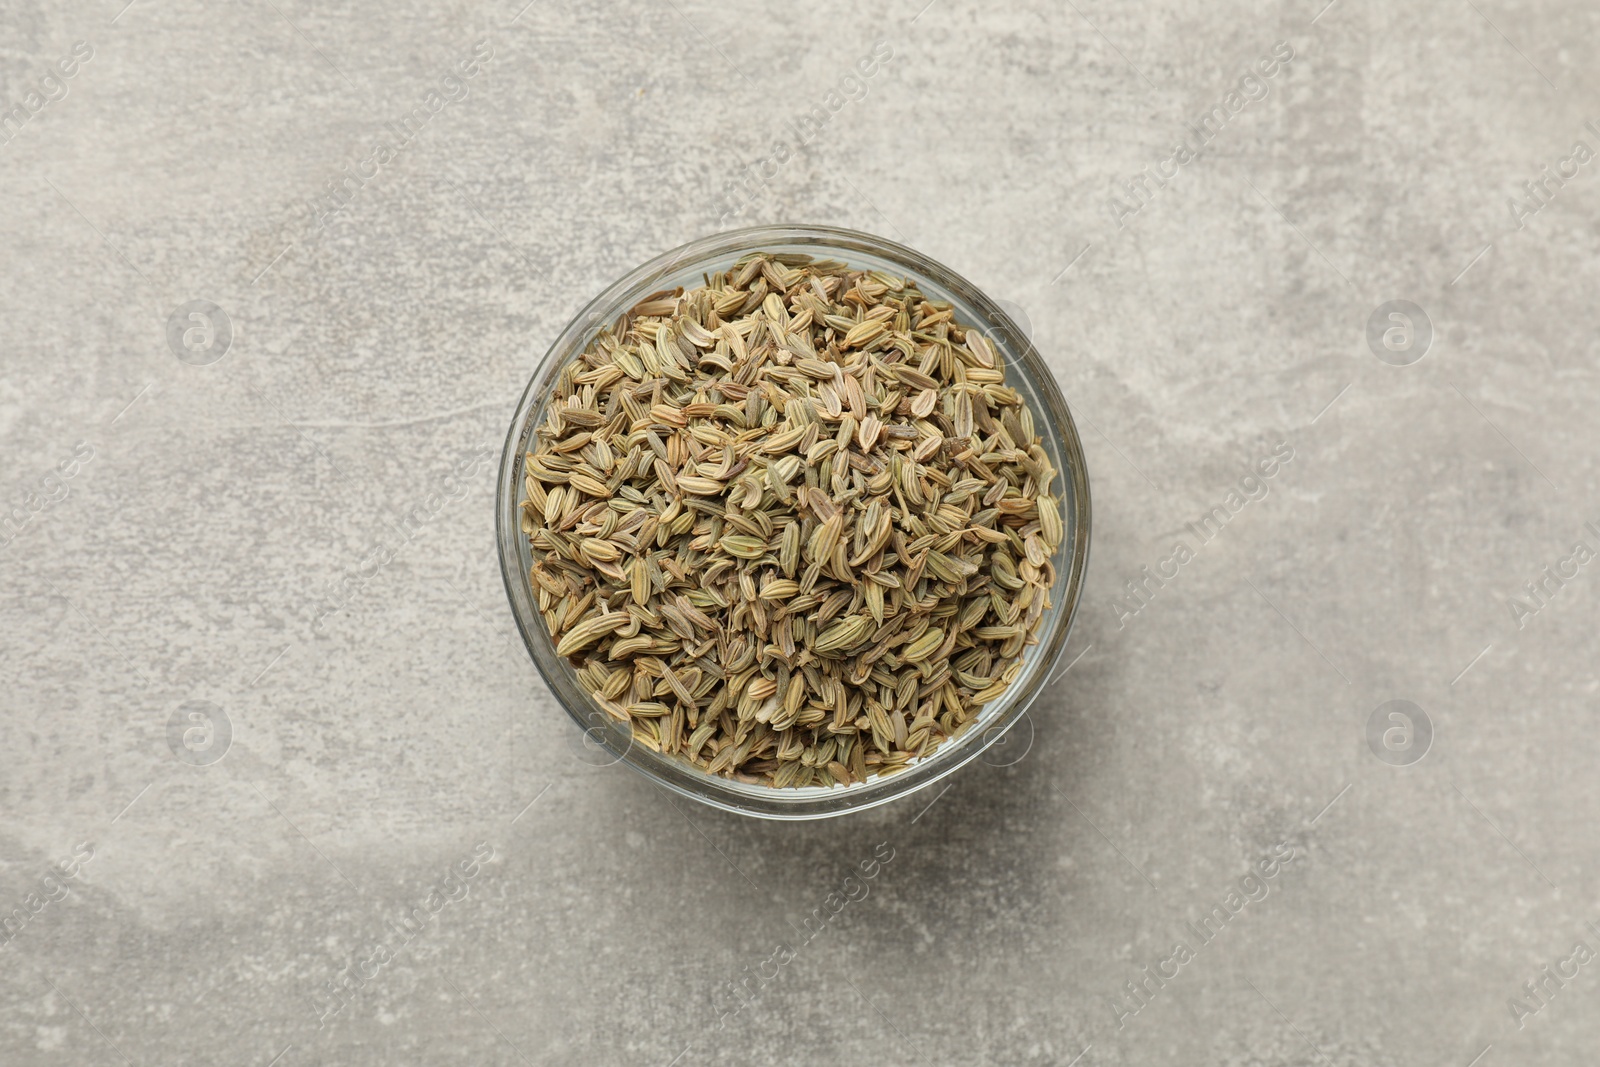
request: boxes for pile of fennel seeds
[521,252,1062,788]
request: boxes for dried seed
[675,476,726,495]
[522,252,1062,789]
[580,537,621,564]
[719,534,768,559]
[858,413,883,451]
[1038,493,1063,549]
[901,628,945,663]
[814,614,872,654]
[555,612,629,657]
[842,318,887,349]
[760,579,800,600]
[568,473,611,498]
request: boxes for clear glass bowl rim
[496,224,1092,820]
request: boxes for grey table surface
[3,0,1598,1064]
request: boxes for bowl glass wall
[496,225,1091,819]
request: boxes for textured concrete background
[2,0,1598,1064]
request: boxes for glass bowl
[496,225,1091,819]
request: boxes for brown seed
[842,319,887,349]
[567,474,611,498]
[675,476,726,495]
[630,557,651,606]
[580,538,620,563]
[555,612,629,657]
[814,614,872,654]
[720,534,768,559]
[1038,493,1063,549]
[858,413,883,451]
[521,252,1061,789]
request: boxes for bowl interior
[497,225,1090,819]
